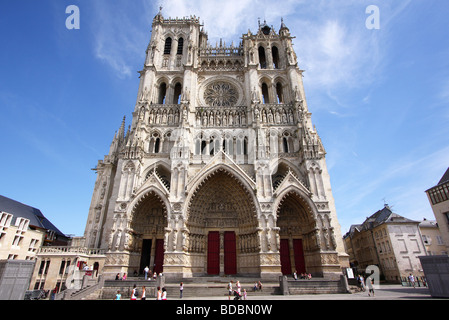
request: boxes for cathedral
[83,11,349,281]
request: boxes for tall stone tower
[83,11,349,280]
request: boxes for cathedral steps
[68,276,348,299]
[164,277,281,298]
[95,276,281,299]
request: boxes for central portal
[187,168,260,276]
[207,231,237,275]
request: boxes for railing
[400,276,428,287]
[38,246,106,256]
[199,46,243,57]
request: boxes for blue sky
[1,0,448,237]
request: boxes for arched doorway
[186,168,260,276]
[276,191,319,276]
[130,191,168,275]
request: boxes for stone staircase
[163,276,281,299]
[56,275,350,300]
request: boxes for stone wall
[419,255,449,298]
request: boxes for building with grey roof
[0,195,69,261]
[343,205,427,283]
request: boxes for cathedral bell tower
[83,10,349,280]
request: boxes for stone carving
[204,81,238,107]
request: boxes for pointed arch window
[201,140,207,155]
[258,46,267,69]
[173,82,182,104]
[164,37,172,55]
[209,138,215,155]
[177,37,184,55]
[154,138,161,153]
[158,82,167,104]
[272,46,280,69]
[276,82,284,104]
[261,83,270,104]
[283,137,289,153]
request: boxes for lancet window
[272,46,280,69]
[177,37,184,55]
[164,37,172,55]
[258,46,267,69]
[173,82,182,104]
[158,82,167,104]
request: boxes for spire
[279,17,290,37]
[118,116,126,141]
[280,17,287,30]
[153,4,164,22]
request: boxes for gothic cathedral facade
[83,12,349,280]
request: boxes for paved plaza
[168,284,436,300]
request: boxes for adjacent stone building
[419,218,447,256]
[0,195,70,293]
[425,167,449,254]
[344,205,427,283]
[0,195,68,261]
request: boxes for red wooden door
[280,239,292,275]
[224,231,237,275]
[293,239,306,273]
[153,239,164,274]
[207,232,220,275]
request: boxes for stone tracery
[203,81,239,107]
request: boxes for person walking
[156,286,162,300]
[131,284,138,300]
[408,274,416,288]
[141,286,146,300]
[161,287,167,300]
[144,266,149,280]
[366,277,375,297]
[115,290,121,300]
[357,274,366,292]
[180,282,184,298]
[227,281,233,300]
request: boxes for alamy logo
[365,265,380,289]
[66,5,80,30]
[366,5,380,30]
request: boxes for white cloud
[89,1,149,79]
[335,144,449,232]
[158,0,300,41]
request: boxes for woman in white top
[236,281,241,294]
[141,286,146,300]
[131,285,137,300]
[161,287,167,300]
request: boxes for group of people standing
[293,271,312,280]
[143,266,160,281]
[227,280,248,300]
[356,274,375,296]
[116,285,168,300]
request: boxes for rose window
[204,82,238,107]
